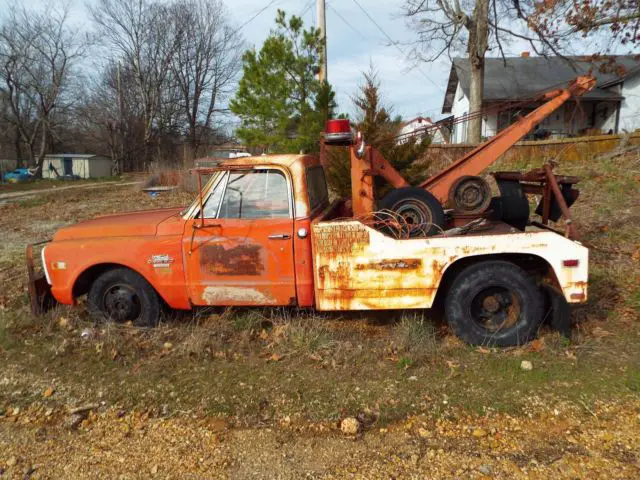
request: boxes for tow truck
[27,77,593,346]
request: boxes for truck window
[306,166,328,212]
[218,169,290,219]
[202,172,227,218]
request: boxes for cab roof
[196,154,320,169]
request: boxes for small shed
[42,154,112,179]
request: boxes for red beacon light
[324,119,354,145]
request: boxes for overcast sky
[0,0,538,120]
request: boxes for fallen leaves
[267,353,282,362]
[472,428,488,438]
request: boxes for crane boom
[419,75,596,202]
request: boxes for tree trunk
[14,127,23,168]
[34,122,48,178]
[467,0,489,144]
[468,62,484,144]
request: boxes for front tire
[444,260,543,346]
[87,268,161,327]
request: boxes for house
[42,154,112,179]
[398,116,452,144]
[442,54,640,143]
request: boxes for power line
[349,0,445,93]
[328,5,368,42]
[238,0,280,31]
[299,0,314,18]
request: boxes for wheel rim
[393,199,433,232]
[469,286,522,332]
[102,284,141,322]
[450,177,491,213]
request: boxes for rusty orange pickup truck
[27,154,588,346]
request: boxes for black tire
[378,187,445,237]
[444,260,543,346]
[87,268,161,327]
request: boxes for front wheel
[87,268,161,327]
[444,260,543,346]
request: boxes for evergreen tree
[325,68,430,198]
[230,10,336,153]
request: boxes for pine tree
[325,68,430,198]
[230,10,336,153]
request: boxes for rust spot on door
[200,244,264,275]
[354,259,421,270]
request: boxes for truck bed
[310,201,588,311]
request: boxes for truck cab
[29,154,588,347]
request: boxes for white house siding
[42,156,110,179]
[451,82,470,143]
[618,75,640,132]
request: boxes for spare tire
[378,187,445,237]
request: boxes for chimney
[521,51,530,58]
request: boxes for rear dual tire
[444,261,543,346]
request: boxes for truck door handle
[268,234,291,240]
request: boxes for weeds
[391,312,439,360]
[626,369,640,392]
[269,310,336,356]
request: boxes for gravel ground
[1,400,639,479]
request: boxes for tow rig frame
[333,75,595,239]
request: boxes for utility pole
[316,0,327,82]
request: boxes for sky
[229,0,453,120]
[0,0,537,121]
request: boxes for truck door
[183,168,296,306]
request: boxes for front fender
[44,236,190,309]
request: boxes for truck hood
[53,207,184,241]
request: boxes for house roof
[401,116,434,127]
[442,55,640,113]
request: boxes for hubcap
[103,284,141,322]
[470,286,521,332]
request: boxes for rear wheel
[88,268,161,327]
[378,187,445,237]
[444,260,543,346]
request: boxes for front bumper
[26,243,57,315]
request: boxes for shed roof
[44,154,108,160]
[442,55,640,113]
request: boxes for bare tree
[403,0,570,143]
[515,0,640,56]
[0,2,87,176]
[170,0,243,157]
[90,0,184,170]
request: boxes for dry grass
[0,152,639,424]
[390,311,440,362]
